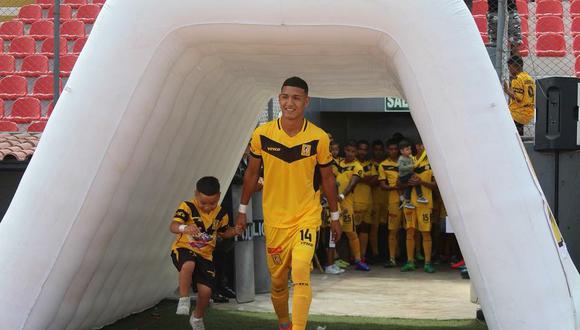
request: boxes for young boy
[170,176,242,330]
[398,141,428,208]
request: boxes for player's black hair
[196,176,220,196]
[507,55,523,69]
[330,140,340,146]
[372,139,384,148]
[282,76,308,94]
[398,140,412,150]
[345,140,358,148]
[385,138,399,147]
[391,132,405,144]
[357,139,370,148]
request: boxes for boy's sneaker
[334,259,350,269]
[190,316,205,330]
[176,297,190,315]
[325,264,345,274]
[383,258,397,268]
[400,261,416,272]
[404,203,416,209]
[417,196,429,204]
[355,260,370,271]
[424,263,436,273]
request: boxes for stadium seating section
[0,0,103,132]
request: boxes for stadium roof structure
[0,1,579,330]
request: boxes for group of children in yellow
[321,136,447,276]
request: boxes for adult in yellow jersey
[353,140,376,263]
[503,55,535,136]
[400,141,438,274]
[369,140,387,263]
[336,141,371,271]
[169,177,242,330]
[236,77,342,330]
[378,138,403,268]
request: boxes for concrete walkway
[214,265,476,320]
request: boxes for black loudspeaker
[534,77,580,151]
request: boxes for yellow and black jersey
[378,158,401,204]
[171,199,229,261]
[353,160,375,205]
[335,159,364,205]
[371,159,389,205]
[509,72,535,125]
[331,157,343,177]
[250,119,333,228]
[410,150,434,208]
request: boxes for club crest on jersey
[301,144,311,157]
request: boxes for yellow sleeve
[317,132,333,166]
[354,163,364,177]
[249,127,262,158]
[378,163,386,181]
[172,201,190,224]
[371,163,378,177]
[217,214,230,233]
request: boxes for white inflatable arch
[0,1,578,329]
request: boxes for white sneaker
[176,297,190,315]
[325,264,345,274]
[190,316,205,330]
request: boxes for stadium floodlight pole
[494,0,507,78]
[53,0,61,103]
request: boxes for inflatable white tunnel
[0,0,579,329]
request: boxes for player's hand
[235,212,247,230]
[330,220,342,242]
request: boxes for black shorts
[171,248,216,290]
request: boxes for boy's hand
[235,212,247,230]
[234,225,244,236]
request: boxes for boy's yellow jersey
[509,71,535,125]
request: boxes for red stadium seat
[520,16,528,36]
[76,4,101,24]
[473,15,487,34]
[573,36,580,57]
[0,99,4,118]
[93,0,106,6]
[8,97,41,123]
[39,37,68,58]
[27,120,46,132]
[59,54,77,77]
[471,1,488,15]
[17,5,42,24]
[36,0,54,9]
[60,20,85,39]
[0,75,27,99]
[536,16,564,35]
[0,54,15,75]
[31,75,62,99]
[0,120,18,132]
[536,34,567,57]
[44,101,54,119]
[20,55,49,77]
[48,5,73,21]
[572,1,580,18]
[8,36,35,58]
[72,37,87,54]
[572,17,580,37]
[481,33,490,44]
[29,20,54,40]
[516,0,529,18]
[575,56,580,77]
[0,21,24,40]
[63,0,87,9]
[536,1,563,18]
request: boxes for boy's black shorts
[171,248,216,290]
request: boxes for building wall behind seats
[0,170,25,221]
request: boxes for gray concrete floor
[214,265,476,320]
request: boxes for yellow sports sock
[406,229,415,262]
[388,230,398,260]
[291,257,312,330]
[422,231,433,263]
[270,273,290,325]
[345,231,361,261]
[370,224,379,255]
[414,231,421,255]
[359,232,369,258]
